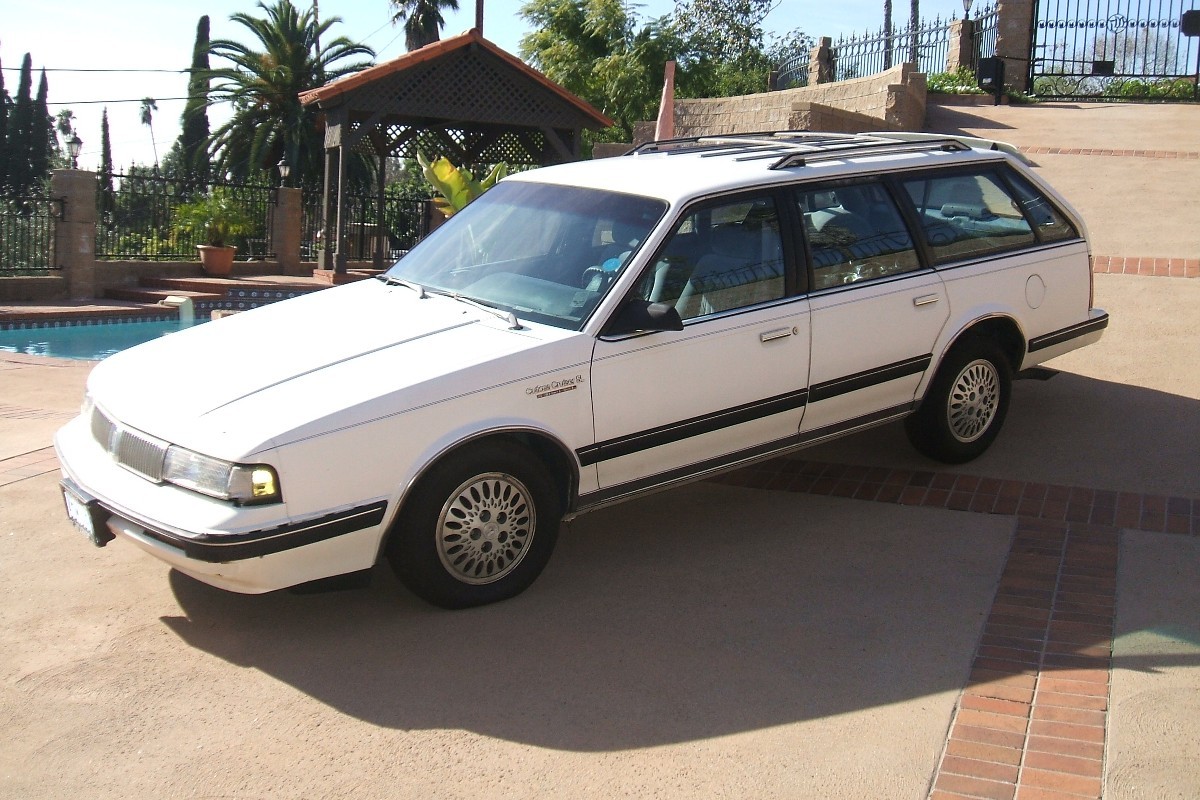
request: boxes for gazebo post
[333,142,348,274]
[319,148,336,270]
[374,152,387,270]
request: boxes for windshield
[386,181,667,330]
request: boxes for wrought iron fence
[301,191,429,264]
[832,14,956,81]
[1031,0,1200,99]
[1,194,63,273]
[773,54,812,90]
[95,170,276,260]
[973,4,1001,72]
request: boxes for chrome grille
[90,406,169,482]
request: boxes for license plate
[61,483,112,547]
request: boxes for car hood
[87,279,586,457]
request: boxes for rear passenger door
[795,179,950,435]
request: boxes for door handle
[760,327,795,343]
[913,294,940,307]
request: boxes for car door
[586,192,811,498]
[795,179,950,436]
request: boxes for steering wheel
[581,266,610,291]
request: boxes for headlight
[162,446,282,505]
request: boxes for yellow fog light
[250,468,278,499]
[228,463,282,505]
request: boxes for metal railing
[832,15,956,81]
[0,194,63,273]
[302,191,429,263]
[95,170,276,260]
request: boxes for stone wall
[672,63,926,138]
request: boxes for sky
[2,0,978,171]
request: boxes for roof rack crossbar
[770,138,970,170]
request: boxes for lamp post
[963,0,973,18]
[67,134,83,169]
[277,158,291,187]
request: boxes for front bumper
[54,415,389,594]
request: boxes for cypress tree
[0,56,9,189]
[99,108,115,220]
[31,69,51,183]
[181,15,212,184]
[7,53,34,193]
[0,56,8,190]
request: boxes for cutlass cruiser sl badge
[526,373,586,399]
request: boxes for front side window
[901,169,1037,263]
[631,195,786,321]
[388,181,666,330]
[798,181,921,289]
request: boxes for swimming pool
[0,318,208,361]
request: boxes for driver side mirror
[605,299,685,336]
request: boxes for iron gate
[1031,0,1200,99]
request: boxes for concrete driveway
[1,103,1197,799]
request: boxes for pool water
[0,319,208,361]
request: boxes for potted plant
[172,188,255,276]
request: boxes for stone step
[137,275,321,295]
[104,287,222,304]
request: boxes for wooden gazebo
[298,30,613,275]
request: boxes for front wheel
[905,339,1012,464]
[386,442,561,609]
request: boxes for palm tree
[908,0,920,65]
[140,98,159,168]
[883,0,893,69]
[390,0,461,52]
[206,0,374,184]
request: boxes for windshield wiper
[376,274,427,298]
[426,288,523,330]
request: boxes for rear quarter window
[902,169,1037,263]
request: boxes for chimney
[476,0,484,35]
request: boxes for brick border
[710,459,1199,535]
[1092,255,1200,279]
[1019,146,1200,160]
[930,518,1118,800]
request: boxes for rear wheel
[905,339,1012,464]
[387,442,561,609]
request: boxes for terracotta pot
[197,245,237,277]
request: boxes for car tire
[905,338,1012,464]
[386,442,561,609]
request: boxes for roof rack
[625,131,977,168]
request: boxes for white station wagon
[56,132,1109,608]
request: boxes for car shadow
[800,372,1200,499]
[164,483,1013,752]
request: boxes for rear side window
[902,170,1036,263]
[797,181,921,289]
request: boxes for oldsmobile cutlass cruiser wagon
[56,132,1109,608]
